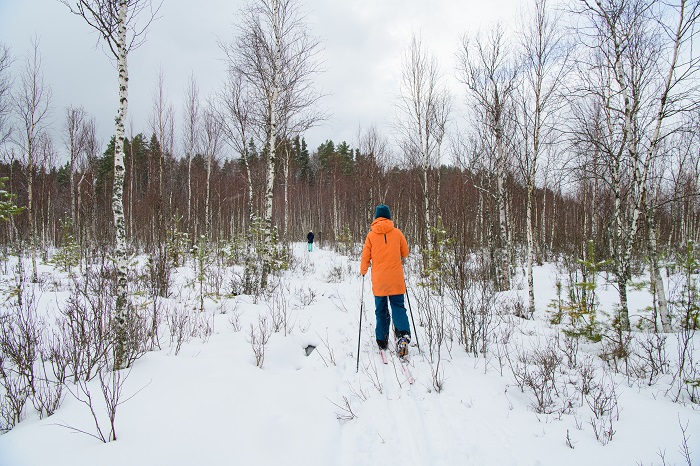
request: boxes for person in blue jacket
[307,230,314,252]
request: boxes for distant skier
[307,230,314,252]
[359,204,411,357]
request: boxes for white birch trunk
[549,187,558,254]
[497,135,510,291]
[69,130,76,225]
[540,185,547,261]
[332,172,338,236]
[128,137,134,238]
[283,144,289,240]
[526,183,535,318]
[647,211,671,331]
[185,77,198,237]
[263,105,277,265]
[204,157,211,240]
[77,171,86,261]
[27,124,37,283]
[421,107,431,253]
[188,153,193,232]
[261,0,281,287]
[611,161,631,331]
[92,176,97,242]
[477,190,484,245]
[640,0,686,333]
[423,163,430,250]
[243,156,254,225]
[612,35,634,332]
[113,0,130,369]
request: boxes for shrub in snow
[248,315,271,368]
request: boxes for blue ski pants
[374,294,410,342]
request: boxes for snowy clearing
[0,243,698,466]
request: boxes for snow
[1,243,699,466]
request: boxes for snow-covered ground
[1,243,698,466]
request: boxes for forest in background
[0,126,697,272]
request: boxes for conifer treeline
[1,131,698,264]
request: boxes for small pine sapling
[551,241,609,342]
[51,218,81,278]
[670,241,700,403]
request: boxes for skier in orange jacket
[360,204,411,357]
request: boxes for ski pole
[405,282,420,354]
[356,275,365,373]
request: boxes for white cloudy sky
[1,0,525,160]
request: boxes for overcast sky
[1,0,525,161]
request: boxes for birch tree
[514,0,569,318]
[182,74,200,238]
[216,68,260,295]
[201,103,222,240]
[149,68,174,243]
[576,0,700,331]
[78,115,100,246]
[356,123,391,213]
[281,134,293,240]
[36,131,56,246]
[643,1,700,332]
[221,0,324,288]
[457,25,518,291]
[668,124,700,246]
[61,0,159,369]
[217,67,255,226]
[13,37,51,283]
[64,105,88,227]
[396,33,451,260]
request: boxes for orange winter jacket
[360,217,409,296]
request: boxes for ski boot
[396,336,410,359]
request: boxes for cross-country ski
[379,349,388,365]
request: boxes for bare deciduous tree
[217,67,255,225]
[201,103,222,240]
[356,123,392,219]
[395,33,451,258]
[64,106,88,227]
[182,73,200,237]
[79,115,100,245]
[60,0,160,369]
[149,68,174,243]
[457,24,518,291]
[221,0,325,287]
[575,0,700,331]
[13,37,52,283]
[514,0,570,317]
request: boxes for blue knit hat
[374,204,391,220]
